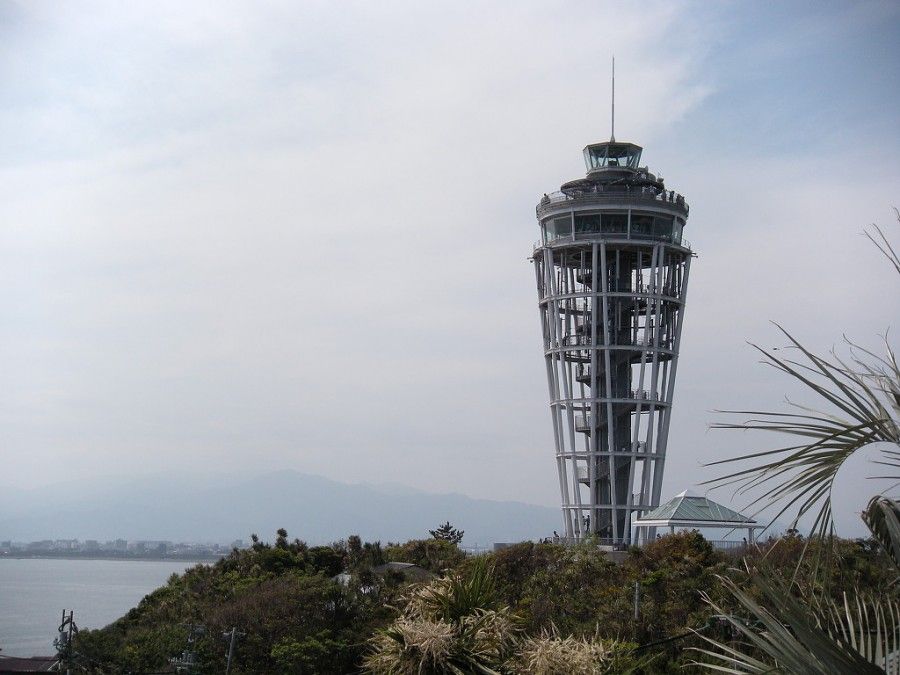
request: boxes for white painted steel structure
[532,139,693,545]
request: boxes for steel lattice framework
[532,140,693,544]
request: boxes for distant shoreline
[0,553,223,563]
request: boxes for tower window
[545,215,572,240]
[575,214,601,234]
[632,214,653,236]
[573,212,627,235]
[604,213,627,233]
[582,142,643,170]
[652,216,673,238]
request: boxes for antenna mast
[610,56,615,142]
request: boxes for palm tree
[363,559,646,674]
[363,558,519,674]
[695,216,900,673]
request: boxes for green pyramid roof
[635,490,755,526]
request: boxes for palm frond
[704,325,900,542]
[511,624,647,674]
[693,570,899,674]
[363,562,519,674]
[409,558,499,623]
[864,212,900,277]
[862,496,900,570]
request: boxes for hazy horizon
[3,1,899,539]
[0,468,564,545]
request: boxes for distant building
[130,540,171,554]
[27,540,54,552]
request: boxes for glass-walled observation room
[542,211,684,246]
[583,142,643,170]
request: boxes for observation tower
[532,136,693,545]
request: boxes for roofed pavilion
[633,490,759,544]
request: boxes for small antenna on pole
[610,56,616,142]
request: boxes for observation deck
[535,141,690,252]
[537,185,688,220]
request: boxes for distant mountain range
[0,471,561,547]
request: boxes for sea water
[0,558,200,657]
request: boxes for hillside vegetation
[71,529,896,673]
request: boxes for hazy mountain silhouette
[0,471,561,546]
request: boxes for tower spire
[610,56,615,142]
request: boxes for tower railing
[559,333,674,349]
[534,233,692,252]
[537,187,688,218]
[539,285,683,307]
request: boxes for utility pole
[53,609,77,675]
[633,581,641,621]
[171,623,205,674]
[223,627,245,675]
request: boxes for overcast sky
[2,1,898,535]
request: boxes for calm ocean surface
[0,558,201,657]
